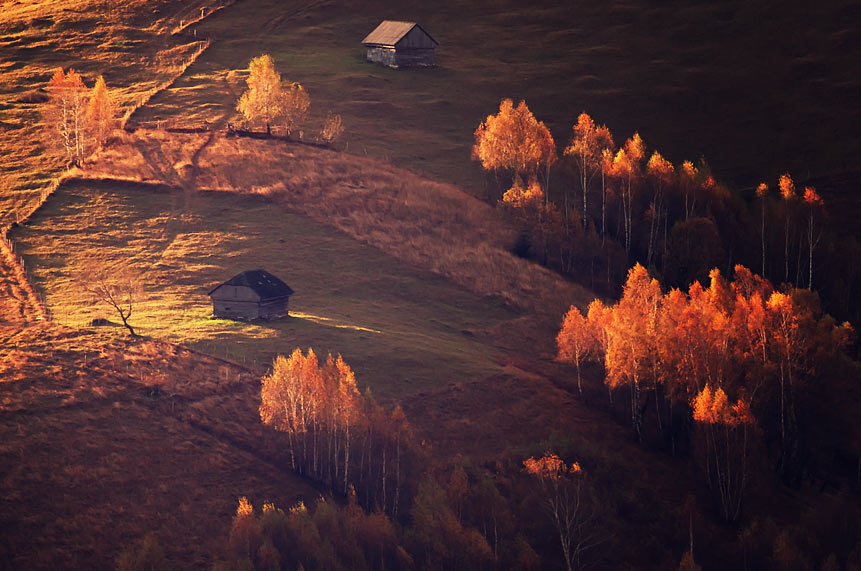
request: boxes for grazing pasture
[12,179,519,400]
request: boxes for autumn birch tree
[680,160,699,220]
[473,99,557,198]
[600,148,614,243]
[523,453,597,571]
[564,112,613,229]
[606,263,661,440]
[778,174,796,284]
[691,385,755,522]
[756,182,769,277]
[281,81,310,137]
[802,187,823,290]
[611,133,645,256]
[646,151,674,267]
[557,305,596,397]
[45,67,88,164]
[237,54,286,135]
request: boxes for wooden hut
[362,20,438,68]
[209,269,293,320]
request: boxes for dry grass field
[0,323,320,569]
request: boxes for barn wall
[366,46,397,67]
[394,48,434,67]
[259,298,289,319]
[366,46,434,68]
[212,299,260,320]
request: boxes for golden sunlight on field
[1,0,859,569]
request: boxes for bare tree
[319,112,344,144]
[79,259,143,336]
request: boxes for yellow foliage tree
[778,173,796,283]
[645,150,674,266]
[564,112,614,228]
[691,384,754,521]
[86,75,116,148]
[502,176,545,209]
[44,67,88,164]
[557,304,596,397]
[473,98,557,194]
[236,54,309,136]
[281,81,310,137]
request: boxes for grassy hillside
[135,0,861,193]
[0,0,221,226]
[0,324,320,570]
[12,179,519,400]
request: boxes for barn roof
[209,269,294,299]
[362,20,438,47]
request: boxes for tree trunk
[118,311,137,337]
[761,198,767,277]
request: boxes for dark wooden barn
[362,20,438,68]
[208,269,294,320]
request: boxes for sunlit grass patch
[13,180,516,399]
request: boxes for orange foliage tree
[756,182,769,276]
[679,160,699,221]
[568,263,854,488]
[564,112,614,229]
[523,453,596,571]
[802,187,824,290]
[610,133,645,256]
[691,385,755,522]
[260,349,416,515]
[86,75,116,148]
[778,173,796,283]
[645,151,674,267]
[472,99,557,198]
[605,263,661,440]
[44,67,88,164]
[557,305,596,397]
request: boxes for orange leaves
[680,160,698,181]
[472,98,556,178]
[692,385,754,426]
[236,496,254,518]
[47,66,85,91]
[556,305,592,362]
[756,182,769,198]
[803,186,823,206]
[522,452,581,481]
[259,347,361,438]
[502,177,545,209]
[778,173,796,201]
[564,112,614,167]
[647,151,674,182]
[625,132,646,164]
[86,75,116,147]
